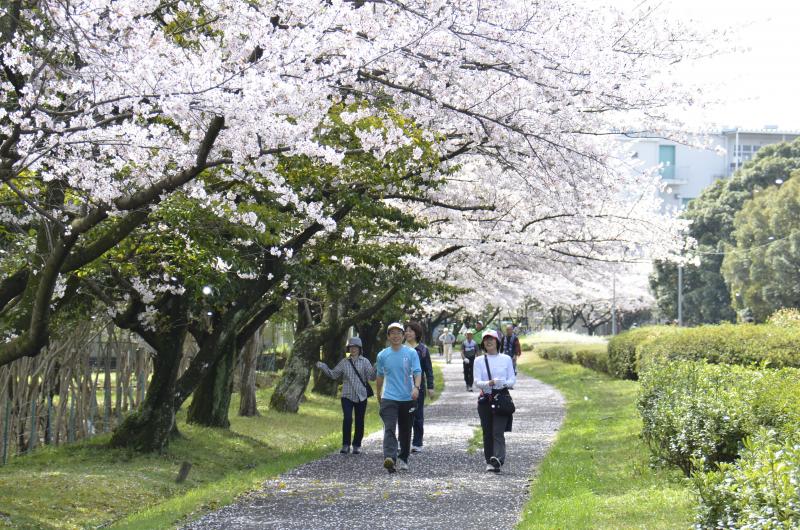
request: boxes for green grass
[516,352,694,530]
[0,364,443,530]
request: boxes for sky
[607,0,800,131]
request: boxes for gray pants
[478,401,509,464]
[379,399,414,462]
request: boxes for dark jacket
[500,334,522,357]
[415,343,435,390]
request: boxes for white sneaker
[411,445,423,453]
[397,459,409,471]
[489,456,501,471]
[485,464,495,472]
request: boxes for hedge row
[608,323,800,380]
[638,359,800,528]
[538,345,609,374]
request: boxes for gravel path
[185,356,565,530]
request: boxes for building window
[659,145,676,179]
[681,197,692,209]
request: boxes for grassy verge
[0,364,443,530]
[516,352,694,530]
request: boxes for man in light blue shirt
[376,322,422,473]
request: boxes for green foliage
[722,174,800,321]
[606,326,677,380]
[638,359,800,476]
[635,323,800,373]
[637,360,759,475]
[650,137,800,325]
[693,428,800,529]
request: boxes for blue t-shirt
[376,345,422,401]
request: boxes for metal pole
[678,264,684,326]
[611,271,617,335]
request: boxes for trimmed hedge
[694,429,800,529]
[607,326,677,380]
[637,360,800,476]
[538,344,609,374]
[636,323,800,373]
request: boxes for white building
[624,127,800,212]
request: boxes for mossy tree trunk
[238,332,260,417]
[186,335,238,428]
[109,296,188,452]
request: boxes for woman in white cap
[316,336,376,454]
[473,329,516,472]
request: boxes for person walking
[460,329,479,392]
[499,324,522,373]
[437,327,456,363]
[316,337,376,455]
[404,321,435,453]
[376,322,422,473]
[473,329,516,473]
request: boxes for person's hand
[411,386,420,400]
[488,379,496,387]
[427,388,435,398]
[463,357,469,364]
[315,361,325,369]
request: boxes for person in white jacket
[472,329,516,472]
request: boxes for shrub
[538,344,609,374]
[607,326,676,380]
[637,360,759,475]
[693,429,800,529]
[636,323,800,374]
[768,307,800,328]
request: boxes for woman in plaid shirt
[317,337,376,454]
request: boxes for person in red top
[499,324,522,373]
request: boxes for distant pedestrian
[376,322,422,473]
[460,329,479,392]
[438,327,456,363]
[473,320,485,344]
[316,337,376,455]
[404,321,435,453]
[499,324,522,373]
[473,329,516,473]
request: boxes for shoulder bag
[348,357,374,398]
[483,355,515,416]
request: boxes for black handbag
[483,356,515,416]
[349,358,374,398]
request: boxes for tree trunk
[355,319,383,363]
[109,325,186,453]
[186,336,238,428]
[270,326,325,413]
[238,333,260,417]
[312,313,347,397]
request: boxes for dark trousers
[412,391,426,447]
[341,398,367,447]
[477,399,510,464]
[463,355,475,386]
[380,399,414,462]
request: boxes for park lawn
[0,365,444,530]
[516,352,694,530]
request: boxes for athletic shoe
[469,387,474,392]
[466,385,471,392]
[485,464,495,472]
[397,459,409,471]
[411,445,423,453]
[384,457,396,473]
[352,447,361,454]
[340,445,350,454]
[489,456,501,471]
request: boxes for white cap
[387,322,405,333]
[481,329,501,344]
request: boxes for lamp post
[677,264,683,326]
